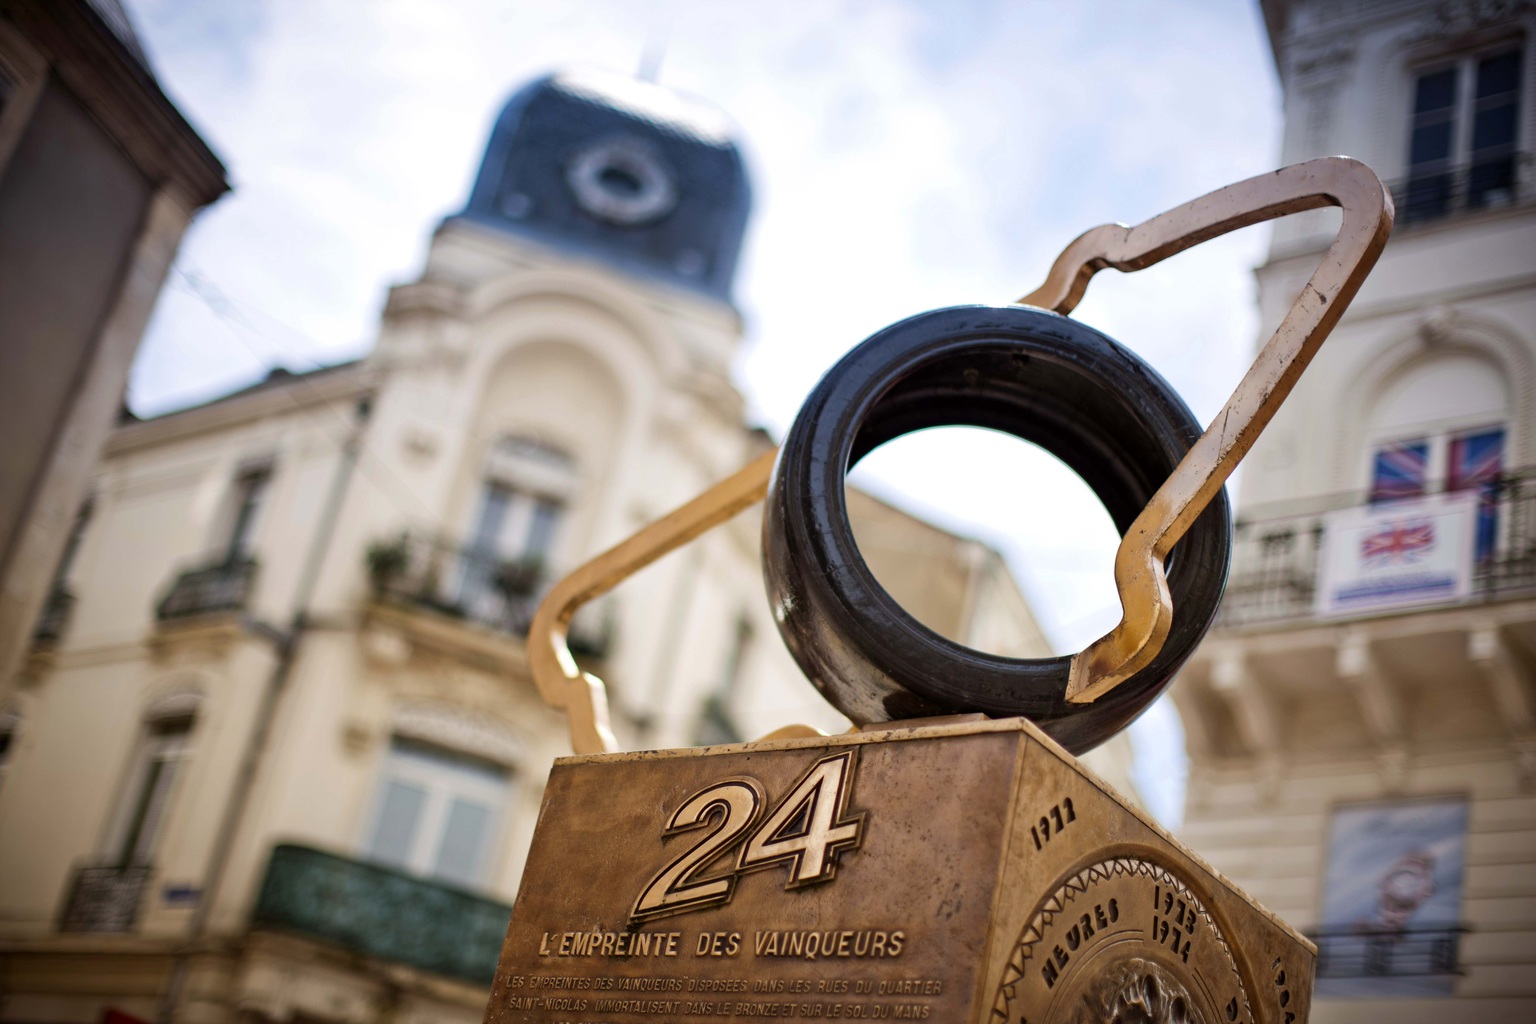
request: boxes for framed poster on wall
[1316,797,1468,998]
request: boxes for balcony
[1389,153,1532,225]
[366,530,611,657]
[251,843,511,985]
[31,583,75,646]
[1217,470,1536,630]
[58,863,153,933]
[1313,926,1465,980]
[156,557,258,622]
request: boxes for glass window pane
[468,483,513,553]
[367,780,426,868]
[122,756,179,866]
[459,484,513,605]
[1413,68,1457,113]
[432,798,492,887]
[225,469,271,560]
[1476,51,1521,98]
[1472,102,1518,153]
[1370,441,1429,503]
[523,498,564,560]
[1409,121,1454,166]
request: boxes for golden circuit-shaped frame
[527,156,1394,754]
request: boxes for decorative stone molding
[143,687,204,722]
[1407,0,1533,47]
[1469,626,1536,732]
[1337,632,1405,748]
[391,701,523,767]
[360,620,413,667]
[1291,39,1358,81]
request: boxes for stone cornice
[0,0,228,208]
[105,363,377,455]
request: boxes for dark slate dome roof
[460,69,752,305]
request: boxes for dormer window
[1403,46,1525,222]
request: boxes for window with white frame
[455,437,576,615]
[1403,44,1525,221]
[103,709,197,868]
[363,738,511,889]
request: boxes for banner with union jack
[1316,492,1478,618]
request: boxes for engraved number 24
[631,751,864,923]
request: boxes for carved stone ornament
[1410,0,1533,45]
[1417,305,1460,347]
[1289,40,1356,83]
[392,701,522,767]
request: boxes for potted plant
[365,533,411,592]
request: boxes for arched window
[456,436,578,616]
[1366,353,1510,557]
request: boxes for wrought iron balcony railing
[251,843,512,985]
[155,557,258,622]
[1312,926,1465,979]
[31,583,75,646]
[366,530,611,657]
[1389,153,1531,225]
[1218,469,1536,629]
[58,863,153,933]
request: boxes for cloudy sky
[124,0,1284,822]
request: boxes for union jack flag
[1361,521,1435,565]
[1370,441,1428,503]
[1449,429,1504,561]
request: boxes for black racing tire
[762,305,1231,755]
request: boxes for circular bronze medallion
[990,857,1253,1024]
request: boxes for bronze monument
[482,157,1393,1023]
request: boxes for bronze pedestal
[486,718,1310,1024]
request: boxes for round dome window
[567,139,678,226]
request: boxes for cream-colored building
[1171,1,1536,1021]
[0,70,1107,1022]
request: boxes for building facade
[0,70,1104,1022]
[1172,1,1536,1020]
[0,0,227,687]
